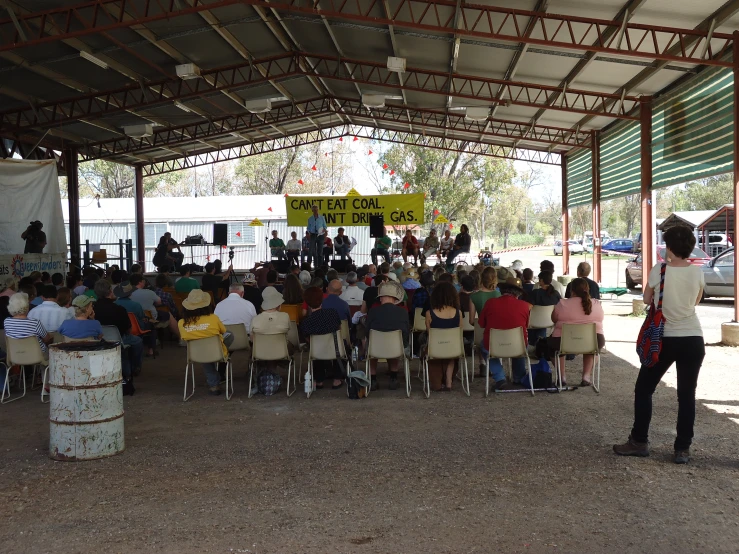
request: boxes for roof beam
[142,123,561,176]
[0,0,732,67]
[381,0,413,132]
[0,52,641,134]
[80,96,590,161]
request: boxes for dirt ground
[2,306,739,554]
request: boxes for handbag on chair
[636,263,666,368]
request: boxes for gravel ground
[1,307,739,554]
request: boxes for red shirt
[402,235,418,247]
[477,294,531,347]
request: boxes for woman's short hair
[430,281,460,310]
[8,292,29,316]
[663,224,696,259]
[460,275,475,293]
[481,266,498,289]
[303,286,324,309]
[73,304,90,317]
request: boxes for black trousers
[630,336,705,451]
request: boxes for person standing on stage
[21,221,46,254]
[307,205,327,269]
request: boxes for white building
[62,195,416,270]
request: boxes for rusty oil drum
[48,341,124,461]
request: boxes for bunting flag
[368,149,373,155]
[311,165,317,171]
[297,179,304,185]
[325,152,328,156]
[248,218,265,227]
[346,188,362,196]
[268,207,273,212]
[403,182,410,189]
[206,255,211,261]
[382,163,388,170]
[284,193,289,197]
[433,209,440,215]
[390,170,395,176]
[449,223,454,229]
[339,137,343,142]
[236,232,241,237]
[353,136,358,141]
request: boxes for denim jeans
[371,247,390,265]
[271,248,285,260]
[528,328,547,346]
[300,250,312,266]
[287,251,299,266]
[121,333,144,379]
[335,244,350,260]
[310,234,325,267]
[630,336,705,451]
[481,344,527,383]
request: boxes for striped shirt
[28,301,73,332]
[4,317,49,353]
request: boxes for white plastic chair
[473,320,486,379]
[287,321,307,383]
[184,335,232,401]
[554,323,601,393]
[529,305,555,331]
[306,332,349,399]
[422,327,469,398]
[101,325,127,346]
[487,327,534,397]
[365,329,410,397]
[3,336,49,404]
[250,332,294,397]
[409,308,426,379]
[340,319,351,344]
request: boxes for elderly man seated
[340,272,364,306]
[27,285,73,332]
[402,229,419,264]
[365,280,409,392]
[322,279,351,321]
[215,283,257,335]
[269,230,286,261]
[421,229,440,264]
[4,292,53,357]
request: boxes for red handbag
[636,263,666,368]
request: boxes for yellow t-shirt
[178,314,228,357]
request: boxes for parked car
[702,247,734,299]
[553,240,584,256]
[632,232,641,253]
[602,239,634,255]
[625,246,711,289]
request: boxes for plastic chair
[287,320,306,382]
[184,335,232,401]
[225,324,250,353]
[127,313,152,337]
[461,312,476,383]
[487,327,533,397]
[173,292,188,316]
[422,327,469,398]
[529,305,555,330]
[340,319,351,345]
[306,332,349,399]
[3,336,49,404]
[409,307,426,379]
[554,323,601,393]
[250,332,294,397]
[365,329,410,398]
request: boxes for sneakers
[208,386,222,396]
[370,377,379,392]
[613,436,650,457]
[388,374,399,390]
[494,379,512,391]
[673,450,690,464]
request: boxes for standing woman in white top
[614,225,705,464]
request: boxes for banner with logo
[285,193,424,226]
[0,252,66,278]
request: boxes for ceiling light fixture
[387,56,406,73]
[123,124,154,138]
[174,102,191,113]
[175,63,201,80]
[80,51,108,69]
[244,99,272,113]
[465,107,489,122]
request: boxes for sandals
[580,379,592,387]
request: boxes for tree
[79,160,137,198]
[488,181,531,249]
[370,143,516,241]
[657,174,734,217]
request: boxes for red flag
[433,209,439,215]
[390,170,395,176]
[353,136,358,142]
[268,207,273,212]
[311,165,317,171]
[368,149,373,155]
[284,193,289,197]
[236,232,241,237]
[222,245,227,249]
[449,224,454,229]
[403,182,409,189]
[325,152,328,157]
[298,179,304,185]
[382,163,388,170]
[206,255,211,261]
[339,137,343,142]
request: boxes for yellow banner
[285,193,425,226]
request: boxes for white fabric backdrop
[0,159,67,255]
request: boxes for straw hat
[182,289,212,310]
[498,277,525,294]
[261,286,284,310]
[403,267,420,280]
[378,280,404,303]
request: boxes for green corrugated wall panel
[652,66,733,189]
[600,120,641,200]
[566,148,592,207]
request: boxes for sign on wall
[285,193,425,226]
[0,252,66,278]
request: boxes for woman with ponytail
[547,277,605,387]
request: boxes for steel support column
[561,155,570,276]
[640,96,653,288]
[733,31,739,322]
[591,130,601,283]
[134,164,145,270]
[64,146,80,268]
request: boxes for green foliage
[492,234,544,248]
[656,174,734,217]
